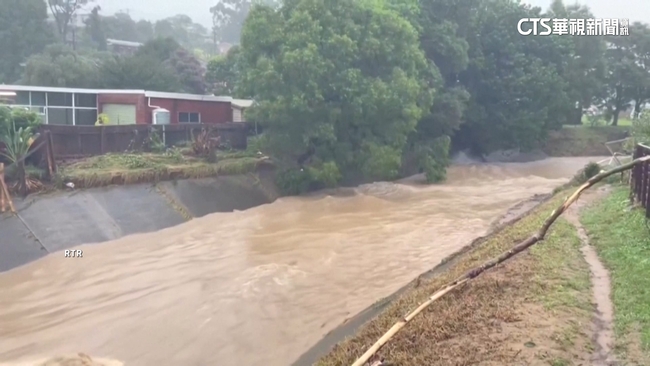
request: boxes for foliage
[164,47,207,94]
[206,46,241,95]
[190,128,220,159]
[0,107,42,137]
[211,0,281,44]
[239,0,435,188]
[275,161,341,195]
[22,44,101,87]
[97,53,181,91]
[626,112,650,151]
[451,0,572,154]
[148,128,166,153]
[47,0,95,42]
[0,126,36,163]
[0,0,54,83]
[84,5,107,50]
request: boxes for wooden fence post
[100,125,105,154]
[45,131,57,177]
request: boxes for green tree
[628,22,650,119]
[547,0,607,125]
[239,0,435,189]
[210,0,281,44]
[135,38,206,93]
[47,0,95,43]
[603,32,638,126]
[97,54,181,91]
[0,0,54,83]
[84,5,107,50]
[21,44,101,87]
[452,0,571,154]
[206,46,241,95]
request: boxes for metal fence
[631,143,650,217]
[36,123,249,160]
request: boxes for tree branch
[350,155,650,366]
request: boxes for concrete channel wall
[0,172,278,273]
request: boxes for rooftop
[0,85,232,103]
[106,39,144,48]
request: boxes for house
[106,39,143,56]
[231,99,253,122]
[0,85,234,126]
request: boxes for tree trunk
[17,160,27,197]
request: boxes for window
[31,92,46,106]
[75,93,97,107]
[179,112,200,123]
[47,92,73,107]
[75,109,98,126]
[15,91,29,105]
[47,108,73,125]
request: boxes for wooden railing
[630,143,650,217]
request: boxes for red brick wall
[98,93,148,124]
[148,98,233,124]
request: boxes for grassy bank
[542,125,630,157]
[582,186,650,364]
[317,191,595,365]
[54,151,270,189]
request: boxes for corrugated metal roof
[106,39,143,48]
[0,85,233,102]
[145,91,232,102]
[0,84,143,94]
[232,99,254,108]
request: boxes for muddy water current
[0,157,603,365]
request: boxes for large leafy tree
[239,0,436,186]
[47,0,95,43]
[547,0,607,125]
[0,0,54,83]
[97,54,182,91]
[21,44,101,87]
[210,0,281,44]
[206,46,242,95]
[452,0,571,154]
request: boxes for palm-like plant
[0,125,37,196]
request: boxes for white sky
[96,0,649,28]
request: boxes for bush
[275,161,342,195]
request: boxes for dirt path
[564,185,617,365]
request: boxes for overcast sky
[96,0,649,29]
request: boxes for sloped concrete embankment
[0,168,279,273]
[291,193,553,366]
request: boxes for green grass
[543,125,630,157]
[55,151,268,189]
[581,186,650,361]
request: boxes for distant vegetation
[1,0,649,193]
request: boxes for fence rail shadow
[36,123,249,160]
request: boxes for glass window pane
[75,93,97,107]
[179,112,189,123]
[16,91,29,105]
[47,92,72,107]
[190,113,200,123]
[31,92,46,106]
[47,108,73,125]
[75,109,97,126]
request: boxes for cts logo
[517,18,553,36]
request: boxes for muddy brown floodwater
[0,157,604,366]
